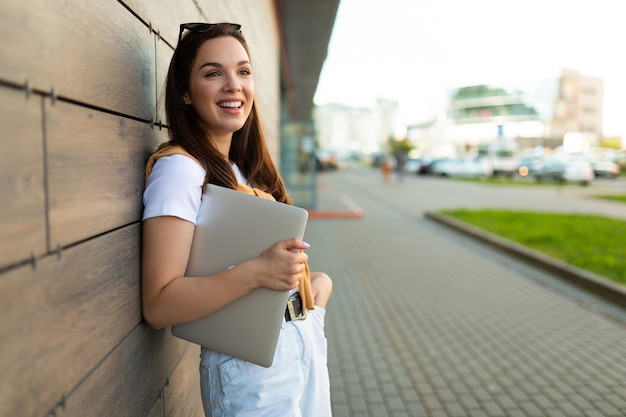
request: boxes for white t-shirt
[143,154,248,224]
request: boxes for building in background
[313,69,605,163]
[549,69,604,143]
[313,98,403,158]
[408,69,604,157]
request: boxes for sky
[314,0,625,138]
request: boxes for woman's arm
[141,215,309,329]
[310,271,333,308]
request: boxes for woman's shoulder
[146,154,204,188]
[143,154,205,223]
[146,144,203,178]
[155,153,205,175]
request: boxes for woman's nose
[224,73,242,92]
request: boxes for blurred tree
[387,136,414,156]
[600,137,622,149]
[452,84,508,99]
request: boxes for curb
[424,211,626,308]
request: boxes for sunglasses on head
[178,22,242,45]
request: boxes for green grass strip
[439,209,626,286]
[595,194,626,203]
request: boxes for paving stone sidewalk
[303,167,626,417]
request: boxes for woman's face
[184,36,254,140]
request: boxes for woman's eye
[239,68,251,76]
[204,71,220,78]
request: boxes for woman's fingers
[253,239,309,291]
[274,237,310,252]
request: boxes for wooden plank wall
[0,1,281,416]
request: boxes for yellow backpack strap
[235,182,275,200]
[298,263,314,311]
[145,144,200,185]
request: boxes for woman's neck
[209,133,232,160]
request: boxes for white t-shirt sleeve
[143,154,205,224]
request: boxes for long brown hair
[164,23,291,204]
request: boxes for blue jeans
[200,307,331,417]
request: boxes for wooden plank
[46,99,159,247]
[0,0,156,120]
[59,325,191,417]
[0,224,142,417]
[239,2,282,161]
[156,124,171,148]
[164,345,204,417]
[0,87,47,269]
[145,396,165,417]
[156,36,174,126]
[121,0,203,46]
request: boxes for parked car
[404,157,422,174]
[371,152,384,167]
[534,156,594,185]
[315,149,338,171]
[418,158,448,175]
[517,155,542,177]
[614,150,626,171]
[430,159,454,176]
[590,159,620,178]
[432,156,493,178]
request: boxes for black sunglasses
[177,22,242,45]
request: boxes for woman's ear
[183,92,191,105]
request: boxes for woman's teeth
[219,102,242,108]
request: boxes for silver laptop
[171,184,308,367]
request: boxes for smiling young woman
[141,23,333,417]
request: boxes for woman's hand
[242,238,310,291]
